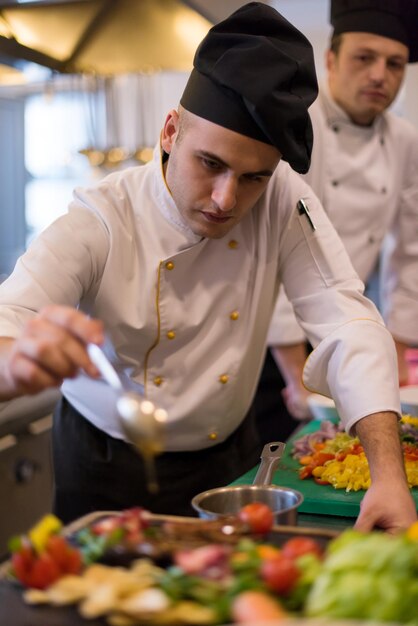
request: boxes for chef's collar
[320,84,386,135]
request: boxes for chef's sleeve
[0,206,109,337]
[278,193,400,434]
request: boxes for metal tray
[0,511,340,626]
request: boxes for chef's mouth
[361,89,387,100]
[201,211,232,224]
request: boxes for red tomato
[238,502,274,534]
[12,535,84,590]
[45,534,83,575]
[281,536,323,560]
[45,535,71,570]
[64,548,83,575]
[27,553,61,589]
[260,555,300,595]
[11,546,35,586]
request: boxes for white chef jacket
[269,86,418,347]
[0,143,400,446]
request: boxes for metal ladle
[87,343,167,493]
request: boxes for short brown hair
[330,32,344,56]
[176,106,191,145]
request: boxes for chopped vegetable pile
[293,416,418,491]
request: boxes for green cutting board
[231,420,418,517]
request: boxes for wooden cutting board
[231,420,418,517]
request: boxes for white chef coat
[0,143,400,446]
[269,86,418,347]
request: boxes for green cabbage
[305,530,418,624]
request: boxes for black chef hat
[330,0,418,63]
[180,2,318,174]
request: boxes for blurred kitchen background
[0,0,418,554]
[2,0,418,277]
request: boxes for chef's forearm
[271,343,307,387]
[353,411,407,483]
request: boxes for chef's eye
[388,59,406,71]
[355,54,373,64]
[243,173,264,183]
[201,157,222,170]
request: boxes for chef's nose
[369,57,387,83]
[212,174,238,212]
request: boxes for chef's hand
[353,411,417,534]
[0,305,104,400]
[281,383,312,420]
[355,479,417,534]
[270,343,312,420]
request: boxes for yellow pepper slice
[28,514,63,553]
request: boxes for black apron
[52,397,262,524]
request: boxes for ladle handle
[253,441,286,486]
[87,343,123,392]
[88,342,145,397]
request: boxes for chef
[261,0,418,434]
[0,2,415,530]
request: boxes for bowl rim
[191,484,304,516]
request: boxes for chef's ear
[326,47,337,73]
[161,109,180,154]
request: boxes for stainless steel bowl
[191,441,304,525]
[191,484,304,525]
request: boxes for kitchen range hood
[0,0,217,75]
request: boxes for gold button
[230,310,239,321]
[166,330,176,340]
[208,431,218,441]
[165,261,174,270]
[219,374,229,384]
[228,239,238,249]
[153,376,163,387]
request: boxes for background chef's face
[161,108,281,239]
[327,32,408,125]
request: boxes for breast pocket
[296,200,357,288]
